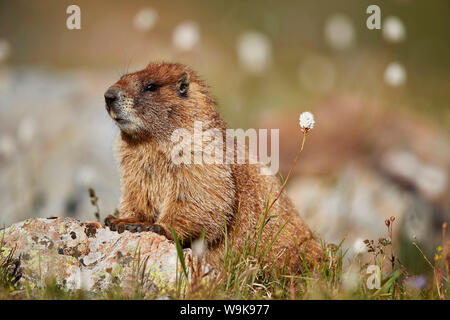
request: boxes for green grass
[173,218,448,300]
[1,213,448,300]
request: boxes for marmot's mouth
[115,118,128,124]
[108,108,127,123]
[108,108,119,119]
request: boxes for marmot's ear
[176,72,189,97]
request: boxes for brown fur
[104,62,322,273]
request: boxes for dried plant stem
[389,224,395,270]
[412,242,434,269]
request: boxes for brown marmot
[103,62,322,273]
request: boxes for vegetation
[0,217,448,299]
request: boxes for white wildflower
[191,238,206,260]
[383,16,406,43]
[237,31,272,74]
[324,14,355,50]
[133,8,158,32]
[299,111,315,131]
[172,21,200,51]
[75,165,97,188]
[384,62,406,87]
[352,238,367,254]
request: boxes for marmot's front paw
[122,223,161,233]
[104,214,162,234]
[104,214,119,229]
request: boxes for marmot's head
[104,62,215,141]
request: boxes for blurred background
[0,0,448,276]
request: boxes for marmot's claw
[146,225,161,234]
[104,215,161,235]
[122,223,162,234]
[117,224,125,234]
[125,224,139,233]
[104,214,115,228]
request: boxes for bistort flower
[299,111,315,132]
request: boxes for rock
[0,217,203,295]
[288,165,406,254]
[379,149,448,201]
[288,164,446,256]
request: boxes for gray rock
[0,217,201,295]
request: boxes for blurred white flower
[133,8,158,32]
[0,134,16,160]
[353,238,367,253]
[384,62,406,87]
[75,165,97,188]
[172,21,200,51]
[0,39,11,63]
[17,117,36,146]
[342,268,360,291]
[298,54,336,93]
[191,238,206,259]
[299,111,315,131]
[237,31,272,74]
[383,16,406,43]
[324,14,355,50]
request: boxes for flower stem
[267,131,307,213]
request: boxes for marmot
[103,62,322,273]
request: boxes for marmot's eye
[143,83,158,92]
[178,82,189,96]
[176,72,190,97]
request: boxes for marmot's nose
[104,86,121,109]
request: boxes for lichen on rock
[0,217,200,295]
